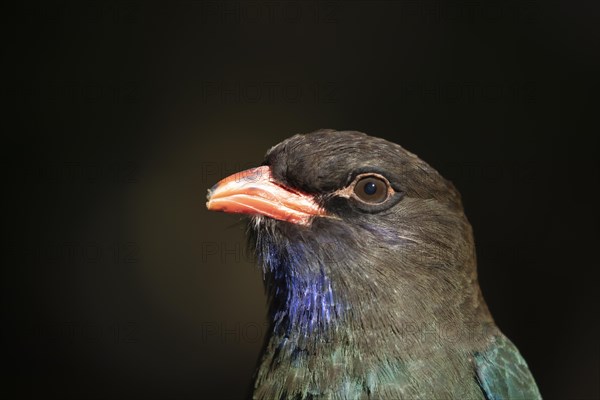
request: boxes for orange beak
[206,166,325,225]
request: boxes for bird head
[207,130,488,338]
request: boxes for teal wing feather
[474,334,542,400]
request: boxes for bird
[206,129,541,400]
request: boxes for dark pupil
[364,181,377,195]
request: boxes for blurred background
[3,1,598,399]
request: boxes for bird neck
[253,220,494,355]
[265,258,493,353]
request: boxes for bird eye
[353,175,389,203]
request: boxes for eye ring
[333,173,394,204]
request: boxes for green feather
[474,334,542,400]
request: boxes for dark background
[3,1,598,399]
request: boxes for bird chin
[249,215,266,232]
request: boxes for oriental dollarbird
[206,130,541,400]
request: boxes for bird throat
[253,226,344,337]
